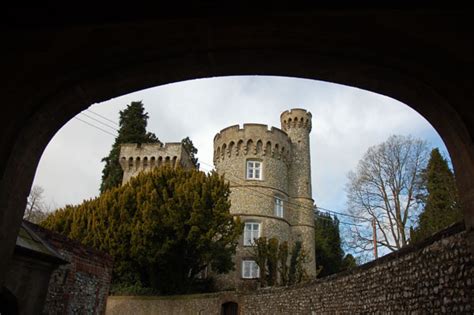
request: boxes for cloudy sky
[33,75,448,220]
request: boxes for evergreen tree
[314,211,356,277]
[253,237,268,287]
[341,254,357,270]
[251,237,308,287]
[411,148,462,242]
[277,241,289,285]
[288,241,309,284]
[314,212,344,277]
[100,101,159,193]
[266,238,279,286]
[181,136,199,169]
[43,167,242,294]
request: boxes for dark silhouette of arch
[0,7,472,292]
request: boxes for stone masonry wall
[25,221,114,315]
[106,223,473,314]
[120,142,194,185]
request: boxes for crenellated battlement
[119,142,193,184]
[213,123,291,163]
[213,124,288,141]
[280,108,312,132]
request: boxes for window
[243,222,260,246]
[246,160,262,180]
[274,197,284,218]
[242,260,260,279]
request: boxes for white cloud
[32,76,447,217]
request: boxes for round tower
[280,108,316,277]
[213,123,293,289]
[280,108,312,199]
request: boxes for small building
[1,221,114,314]
[2,221,67,314]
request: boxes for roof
[15,221,68,265]
[23,220,114,266]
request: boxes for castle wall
[106,223,474,314]
[119,142,193,184]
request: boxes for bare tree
[24,185,49,224]
[346,135,429,254]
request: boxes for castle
[119,108,316,290]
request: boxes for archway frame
[0,9,472,287]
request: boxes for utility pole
[372,218,378,259]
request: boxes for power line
[79,112,119,132]
[74,117,117,138]
[315,206,370,221]
[198,160,365,227]
[71,122,365,228]
[85,109,119,126]
[78,110,367,227]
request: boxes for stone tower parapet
[214,124,291,163]
[119,142,193,185]
[214,123,291,192]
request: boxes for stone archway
[0,7,472,288]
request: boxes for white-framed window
[242,260,260,279]
[246,160,262,180]
[274,197,284,218]
[243,222,260,246]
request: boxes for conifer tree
[181,136,199,169]
[278,241,289,285]
[267,238,279,286]
[314,212,344,277]
[252,237,309,287]
[100,101,159,193]
[410,148,462,242]
[43,167,242,294]
[314,211,356,277]
[288,241,308,284]
[253,237,268,287]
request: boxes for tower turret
[280,108,313,199]
[280,108,316,277]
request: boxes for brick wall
[25,222,113,314]
[106,223,473,314]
